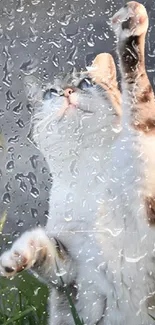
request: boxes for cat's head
[24,53,121,162]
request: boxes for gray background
[0,0,154,241]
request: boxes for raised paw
[0,228,49,277]
[111,1,148,40]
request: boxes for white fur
[1,3,155,325]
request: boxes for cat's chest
[48,149,108,222]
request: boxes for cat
[0,51,122,325]
[1,2,155,325]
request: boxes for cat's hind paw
[111,1,148,40]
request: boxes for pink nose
[64,88,74,97]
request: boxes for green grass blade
[0,210,7,233]
[59,275,84,325]
[1,306,35,325]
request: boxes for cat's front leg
[0,228,76,286]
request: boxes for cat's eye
[43,88,59,100]
[78,78,93,90]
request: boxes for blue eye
[78,78,93,90]
[43,88,59,100]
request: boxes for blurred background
[0,0,155,239]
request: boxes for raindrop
[87,10,95,17]
[87,33,95,47]
[69,160,79,177]
[64,209,73,222]
[29,26,38,42]
[15,173,24,181]
[66,193,73,204]
[6,21,15,31]
[3,46,11,59]
[6,160,14,171]
[47,7,55,17]
[55,268,67,277]
[8,135,19,143]
[16,0,25,12]
[5,182,12,191]
[30,155,38,169]
[52,54,59,68]
[27,172,37,186]
[0,110,4,118]
[30,187,39,198]
[0,25,3,38]
[87,23,94,31]
[67,46,77,65]
[16,219,24,227]
[6,90,15,103]
[31,208,38,218]
[20,39,29,47]
[16,119,25,128]
[20,58,39,75]
[47,38,61,48]
[3,192,11,204]
[13,102,23,114]
[29,12,38,24]
[57,13,72,26]
[20,180,27,192]
[31,0,41,4]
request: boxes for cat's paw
[0,229,47,277]
[111,1,148,40]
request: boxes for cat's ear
[24,76,43,102]
[88,53,117,87]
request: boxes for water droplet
[57,13,72,26]
[3,192,11,204]
[87,10,95,17]
[6,21,15,31]
[55,268,67,277]
[16,0,25,12]
[16,219,24,227]
[30,187,39,198]
[52,54,59,68]
[5,182,12,191]
[29,12,38,24]
[67,46,77,65]
[6,160,14,171]
[66,193,73,204]
[64,209,73,222]
[0,110,4,118]
[0,25,3,39]
[31,0,41,4]
[87,33,95,47]
[29,26,38,42]
[13,102,23,114]
[20,58,39,75]
[16,119,25,128]
[15,173,24,181]
[20,180,27,192]
[31,208,38,218]
[8,135,19,143]
[87,23,94,31]
[47,7,55,17]
[27,172,36,186]
[69,160,79,177]
[6,90,15,104]
[30,155,38,169]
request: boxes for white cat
[1,2,155,325]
